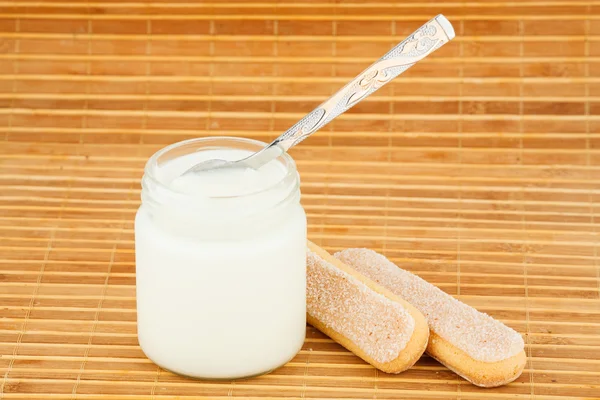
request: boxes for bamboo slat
[1,0,599,399]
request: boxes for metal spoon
[183,14,455,175]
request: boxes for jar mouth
[144,136,298,199]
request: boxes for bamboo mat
[1,0,600,399]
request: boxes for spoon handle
[270,14,455,152]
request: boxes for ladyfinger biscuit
[335,248,526,388]
[306,241,429,374]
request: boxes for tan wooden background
[1,0,600,399]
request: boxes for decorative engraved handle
[268,14,455,153]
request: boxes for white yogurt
[135,138,307,379]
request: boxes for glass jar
[135,137,307,380]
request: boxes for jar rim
[143,136,298,199]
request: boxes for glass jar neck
[140,137,301,238]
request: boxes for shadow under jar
[135,137,307,380]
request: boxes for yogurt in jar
[135,138,307,379]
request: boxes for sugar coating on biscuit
[307,250,415,363]
[335,248,524,363]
